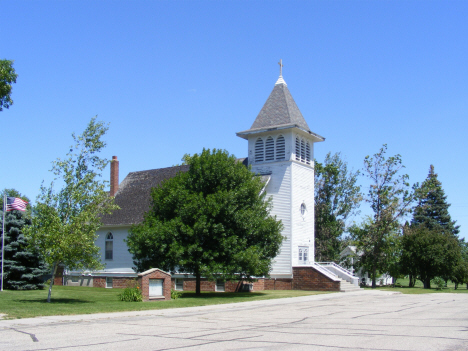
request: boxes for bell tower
[236,62,324,278]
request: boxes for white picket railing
[316,262,359,286]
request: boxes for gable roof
[101,165,189,226]
[249,78,310,132]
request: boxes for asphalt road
[1,290,467,351]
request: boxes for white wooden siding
[96,226,135,272]
[291,161,315,266]
[252,162,292,276]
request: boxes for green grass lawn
[364,277,468,294]
[0,286,330,320]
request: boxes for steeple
[237,62,323,142]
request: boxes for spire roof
[249,77,311,132]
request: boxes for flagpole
[1,194,6,292]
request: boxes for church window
[216,279,225,292]
[175,279,184,291]
[105,232,113,260]
[305,142,311,165]
[300,139,305,162]
[276,135,285,160]
[265,137,275,161]
[300,203,307,216]
[255,138,264,163]
[299,247,309,264]
[295,137,300,161]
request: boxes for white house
[340,245,392,286]
[63,68,359,292]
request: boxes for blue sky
[2,1,467,240]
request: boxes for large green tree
[25,117,118,302]
[355,145,413,288]
[412,165,459,236]
[127,149,284,294]
[400,224,460,289]
[1,189,48,290]
[0,59,18,111]
[314,152,361,262]
[401,165,462,288]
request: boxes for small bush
[118,280,143,302]
[171,289,182,300]
[432,277,445,290]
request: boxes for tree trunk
[454,282,458,290]
[371,264,377,289]
[409,275,413,287]
[423,278,431,289]
[195,270,201,295]
[47,263,58,303]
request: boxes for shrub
[432,277,445,290]
[118,280,143,302]
[171,289,182,300]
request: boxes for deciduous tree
[25,117,118,302]
[0,59,18,111]
[314,152,361,262]
[356,145,413,288]
[127,149,284,294]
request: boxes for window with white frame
[71,276,79,283]
[106,277,113,288]
[105,232,113,260]
[265,136,275,161]
[255,138,264,163]
[276,135,285,160]
[216,279,225,292]
[298,247,309,264]
[175,278,184,291]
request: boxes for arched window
[105,232,113,260]
[300,139,305,162]
[305,142,311,165]
[276,135,285,160]
[265,136,274,161]
[295,137,300,161]
[255,138,264,163]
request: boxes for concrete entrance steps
[340,279,363,292]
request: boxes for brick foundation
[292,266,340,291]
[93,277,135,289]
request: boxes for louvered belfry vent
[276,135,285,160]
[265,137,275,161]
[295,137,300,161]
[255,138,264,163]
[306,142,311,165]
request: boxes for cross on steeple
[278,59,283,77]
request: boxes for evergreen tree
[1,189,48,290]
[401,165,462,288]
[412,165,459,236]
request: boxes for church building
[61,65,359,293]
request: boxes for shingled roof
[101,165,189,226]
[249,78,310,132]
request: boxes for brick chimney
[110,156,119,197]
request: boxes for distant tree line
[315,146,466,289]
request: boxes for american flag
[6,197,28,212]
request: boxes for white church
[61,65,360,293]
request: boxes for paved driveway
[1,290,467,351]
